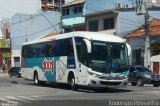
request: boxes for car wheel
[137,78,144,87]
[131,82,137,86]
[16,73,19,78]
[153,84,159,87]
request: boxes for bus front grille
[100,81,121,86]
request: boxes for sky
[0,0,159,20]
[0,0,72,21]
[0,0,40,20]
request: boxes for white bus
[21,31,131,90]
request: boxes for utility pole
[144,7,150,68]
[59,0,63,34]
[135,0,150,68]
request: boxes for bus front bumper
[88,76,128,88]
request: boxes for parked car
[8,67,21,78]
[128,65,160,87]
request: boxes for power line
[149,15,160,20]
[35,13,59,32]
[11,22,60,39]
[11,12,57,25]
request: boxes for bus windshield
[89,41,129,73]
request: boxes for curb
[0,73,8,77]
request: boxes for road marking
[17,96,37,100]
[0,92,44,95]
[4,96,19,100]
[0,95,41,101]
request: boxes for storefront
[0,39,10,71]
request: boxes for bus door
[75,37,88,85]
[77,63,87,85]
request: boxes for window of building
[73,7,78,13]
[62,8,70,16]
[132,49,143,65]
[78,6,82,13]
[88,20,98,31]
[62,9,65,16]
[103,17,115,30]
[66,9,69,15]
[73,6,83,14]
[64,27,73,33]
[41,0,54,11]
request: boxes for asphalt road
[0,75,160,106]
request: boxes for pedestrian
[3,64,6,73]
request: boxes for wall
[117,8,160,37]
[10,11,60,67]
[84,0,134,15]
[63,4,85,27]
[86,11,116,34]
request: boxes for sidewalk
[0,70,8,77]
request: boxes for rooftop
[63,0,85,7]
[40,32,59,39]
[126,19,160,38]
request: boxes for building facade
[62,0,86,33]
[41,0,65,11]
[10,12,60,67]
[85,10,117,35]
[126,18,160,66]
[84,0,134,35]
[0,20,10,71]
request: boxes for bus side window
[54,38,74,57]
[54,40,62,56]
[38,43,45,57]
[64,38,74,56]
[75,37,88,65]
[45,41,54,57]
[25,45,34,58]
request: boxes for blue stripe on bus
[67,56,76,69]
[25,57,60,82]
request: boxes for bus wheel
[34,73,39,86]
[70,77,77,91]
[68,74,77,91]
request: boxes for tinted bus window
[45,41,54,57]
[22,38,74,58]
[75,37,87,64]
[22,42,46,58]
[54,38,74,56]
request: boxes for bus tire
[34,72,40,86]
[68,73,77,91]
[34,72,46,86]
[70,77,76,91]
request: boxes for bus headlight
[88,71,94,75]
[88,71,102,78]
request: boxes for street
[0,75,160,106]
